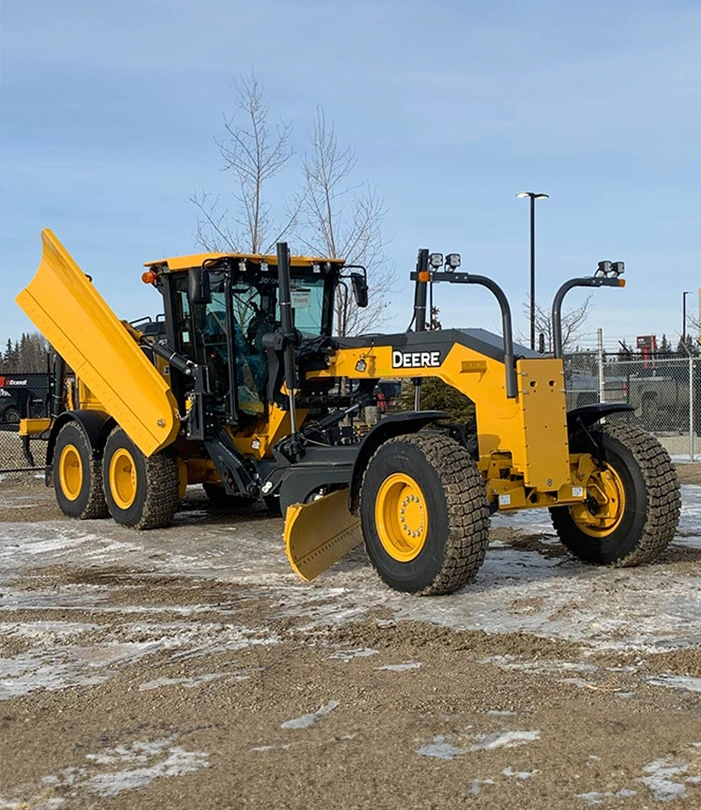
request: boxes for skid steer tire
[360,433,490,595]
[550,423,680,566]
[102,427,179,530]
[52,422,109,520]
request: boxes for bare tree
[295,108,394,336]
[525,295,593,354]
[193,83,392,336]
[191,74,296,253]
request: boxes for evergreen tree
[396,308,476,425]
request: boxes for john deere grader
[16,230,681,595]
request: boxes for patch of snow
[575,789,637,804]
[84,746,208,797]
[327,647,377,662]
[469,730,541,751]
[375,661,422,672]
[503,766,537,779]
[640,758,690,802]
[559,677,593,689]
[0,620,98,639]
[139,673,226,691]
[0,622,279,700]
[480,655,596,675]
[43,736,208,798]
[281,700,339,730]
[646,674,701,693]
[416,736,465,760]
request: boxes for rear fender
[348,410,448,512]
[46,410,115,471]
[566,402,634,435]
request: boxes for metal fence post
[691,357,696,462]
[597,328,605,404]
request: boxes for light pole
[683,290,693,346]
[516,191,549,351]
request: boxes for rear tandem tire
[549,423,680,566]
[360,433,490,595]
[52,422,109,520]
[102,427,179,529]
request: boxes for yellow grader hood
[284,489,362,581]
[16,229,179,457]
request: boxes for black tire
[550,423,680,566]
[360,433,490,595]
[3,407,20,424]
[202,483,256,509]
[102,427,179,529]
[52,422,109,520]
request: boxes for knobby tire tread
[552,422,680,566]
[54,422,109,520]
[134,451,180,530]
[362,433,490,595]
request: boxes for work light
[445,253,461,271]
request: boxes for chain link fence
[2,357,700,475]
[0,373,51,473]
[565,351,701,461]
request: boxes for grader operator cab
[16,230,680,595]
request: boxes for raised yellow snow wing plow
[16,229,178,457]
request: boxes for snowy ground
[3,479,701,808]
[3,485,701,658]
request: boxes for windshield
[289,277,326,337]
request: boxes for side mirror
[350,272,369,308]
[188,266,211,305]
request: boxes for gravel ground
[3,469,701,808]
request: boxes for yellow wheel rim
[570,462,626,537]
[58,445,83,501]
[109,448,138,510]
[375,473,429,561]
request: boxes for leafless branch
[193,72,295,253]
[296,108,395,335]
[521,295,593,354]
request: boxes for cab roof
[144,251,346,272]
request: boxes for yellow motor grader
[16,230,680,595]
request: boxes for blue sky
[1,0,700,351]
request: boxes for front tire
[52,422,109,519]
[102,427,179,529]
[360,433,490,595]
[550,423,680,566]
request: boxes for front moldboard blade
[284,488,362,581]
